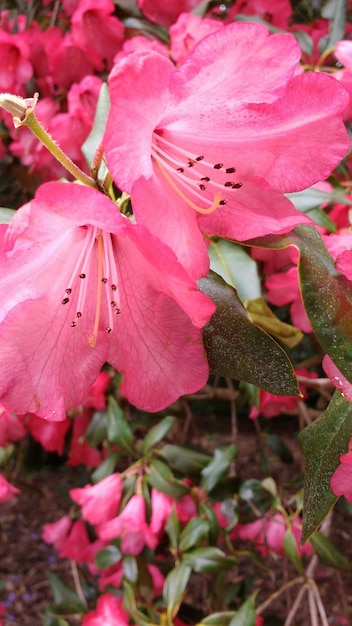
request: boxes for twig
[70,560,88,609]
[256,576,305,614]
[284,582,308,626]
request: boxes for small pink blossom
[0,473,20,503]
[59,519,92,562]
[0,404,26,447]
[82,593,129,626]
[138,0,201,27]
[83,371,111,410]
[149,488,174,534]
[331,439,352,501]
[67,412,103,467]
[0,30,33,95]
[0,181,214,420]
[25,414,71,455]
[249,369,317,419]
[170,13,223,66]
[98,494,158,555]
[323,355,352,402]
[104,22,348,278]
[232,512,312,557]
[42,515,72,551]
[70,473,123,526]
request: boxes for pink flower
[0,404,26,447]
[104,23,349,278]
[83,371,111,410]
[71,0,124,71]
[233,512,312,557]
[323,355,352,402]
[0,473,20,503]
[59,519,92,562]
[70,473,123,526]
[249,369,317,419]
[331,439,352,501]
[138,0,201,27]
[209,0,293,30]
[42,515,72,551]
[82,593,129,626]
[0,181,214,420]
[98,494,158,555]
[170,13,223,66]
[25,414,71,455]
[149,488,174,534]
[0,30,33,95]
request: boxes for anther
[232,182,243,188]
[196,156,204,161]
[214,163,223,169]
[199,184,206,191]
[201,177,210,182]
[79,273,86,279]
[224,181,234,187]
[71,321,77,327]
[62,297,70,305]
[76,312,82,318]
[187,160,195,168]
[219,200,228,205]
[115,309,121,315]
[101,277,108,284]
[177,167,184,173]
[66,288,72,295]
[111,284,117,291]
[226,167,236,173]
[106,327,112,334]
[111,301,116,307]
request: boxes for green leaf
[229,594,256,626]
[310,531,350,570]
[0,207,15,224]
[163,564,192,621]
[179,518,210,552]
[299,390,352,542]
[196,611,237,626]
[123,581,153,626]
[123,555,138,583]
[142,415,175,454]
[165,508,181,550]
[85,410,108,447]
[182,547,237,573]
[107,396,135,454]
[91,451,120,483]
[95,545,122,569]
[199,272,299,396]
[209,239,261,302]
[161,444,211,474]
[320,0,347,51]
[46,573,85,613]
[248,225,352,385]
[147,459,190,498]
[283,530,304,575]
[201,445,236,492]
[264,434,294,464]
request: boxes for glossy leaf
[179,518,210,553]
[248,225,352,384]
[147,459,190,498]
[163,563,192,621]
[310,531,350,570]
[229,594,256,626]
[199,272,299,396]
[201,445,236,492]
[299,390,352,542]
[95,545,122,569]
[283,530,304,575]
[91,451,120,484]
[161,444,211,475]
[209,239,261,302]
[107,396,135,454]
[196,611,238,626]
[46,573,85,613]
[182,547,237,573]
[123,555,138,583]
[142,415,175,454]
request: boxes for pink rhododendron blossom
[150,488,174,534]
[249,369,317,419]
[67,412,104,467]
[98,494,158,555]
[0,182,214,420]
[104,23,349,277]
[59,519,92,562]
[170,13,223,66]
[83,371,111,410]
[330,439,352,501]
[71,0,125,71]
[138,0,201,27]
[233,512,312,557]
[49,34,96,91]
[113,35,168,65]
[0,404,26,447]
[208,0,293,30]
[42,515,72,551]
[0,474,20,503]
[0,30,33,95]
[25,414,71,455]
[322,355,352,402]
[334,40,352,121]
[70,473,123,526]
[82,593,129,626]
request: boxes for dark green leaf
[320,0,347,50]
[310,531,350,570]
[179,518,210,553]
[91,451,120,484]
[85,410,108,447]
[161,444,211,474]
[199,272,299,395]
[229,594,256,626]
[95,545,122,569]
[201,445,236,492]
[142,415,175,454]
[264,434,294,464]
[107,397,135,454]
[163,564,192,620]
[123,581,153,626]
[299,391,352,542]
[283,530,304,575]
[147,459,190,498]
[46,574,85,613]
[165,508,181,550]
[196,611,237,626]
[183,547,237,573]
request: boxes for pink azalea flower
[0,181,214,420]
[25,414,71,455]
[82,593,129,626]
[98,494,158,555]
[0,473,20,503]
[42,515,72,551]
[104,22,349,278]
[232,512,312,557]
[70,473,123,526]
[0,404,26,447]
[67,411,104,467]
[149,488,174,534]
[249,369,317,419]
[83,371,111,410]
[169,13,223,66]
[0,30,33,95]
[208,0,293,30]
[71,0,125,71]
[330,439,352,502]
[59,519,92,562]
[323,355,352,402]
[138,0,201,27]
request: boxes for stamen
[87,229,104,348]
[156,160,222,215]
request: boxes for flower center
[151,131,243,214]
[61,226,121,348]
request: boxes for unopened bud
[0,92,38,128]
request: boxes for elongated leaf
[95,545,122,569]
[182,547,237,573]
[209,239,261,302]
[163,564,192,620]
[310,531,350,570]
[147,459,190,498]
[299,390,352,542]
[248,225,352,384]
[196,611,238,626]
[107,396,135,454]
[245,297,303,349]
[229,595,256,626]
[201,445,236,493]
[179,519,210,553]
[199,272,299,396]
[161,444,212,475]
[46,573,85,613]
[142,415,175,454]
[283,530,304,575]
